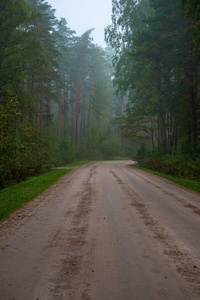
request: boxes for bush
[132,144,150,167]
[0,126,61,189]
[59,139,77,164]
[144,156,200,181]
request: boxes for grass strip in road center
[132,165,200,194]
[0,169,72,222]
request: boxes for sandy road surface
[0,161,200,300]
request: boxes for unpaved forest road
[0,161,200,300]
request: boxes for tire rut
[47,165,97,300]
[110,168,200,296]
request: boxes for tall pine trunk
[157,72,167,153]
[186,31,199,153]
[75,71,81,144]
[63,76,68,139]
[89,80,95,158]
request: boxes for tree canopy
[0,0,126,188]
[106,0,200,158]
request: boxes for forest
[1,0,200,189]
[106,0,200,180]
[0,0,128,188]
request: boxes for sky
[47,0,112,48]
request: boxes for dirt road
[0,161,200,300]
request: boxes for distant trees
[106,0,200,157]
[0,0,125,188]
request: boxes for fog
[47,0,112,47]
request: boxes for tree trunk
[190,81,197,153]
[89,80,95,158]
[63,77,68,139]
[185,30,199,153]
[157,73,167,153]
[75,72,81,144]
[58,87,62,143]
[47,97,51,134]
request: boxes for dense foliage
[3,0,200,188]
[105,0,200,178]
[0,0,127,188]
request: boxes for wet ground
[0,161,200,299]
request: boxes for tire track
[47,165,97,300]
[110,168,200,296]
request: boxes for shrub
[59,139,77,164]
[132,144,150,167]
[144,156,200,181]
[0,126,61,189]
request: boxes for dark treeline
[105,0,200,180]
[0,0,129,188]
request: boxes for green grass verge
[0,169,71,222]
[132,164,200,194]
[0,161,98,222]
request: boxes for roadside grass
[0,169,71,222]
[132,164,200,194]
[4,158,191,223]
[0,160,100,222]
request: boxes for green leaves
[181,0,200,47]
[107,0,200,157]
[0,0,126,188]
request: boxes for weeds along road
[0,161,200,300]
